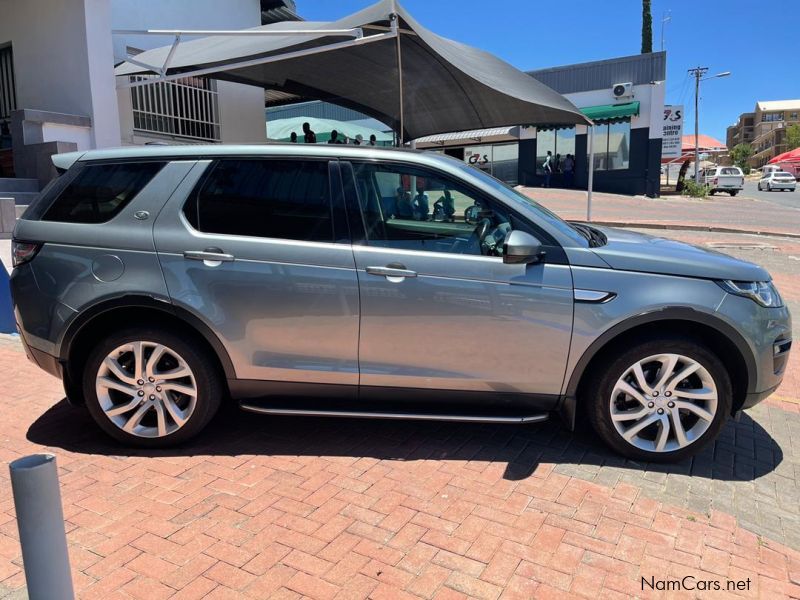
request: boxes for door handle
[183,248,235,263]
[366,264,417,279]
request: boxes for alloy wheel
[609,353,718,453]
[96,341,198,438]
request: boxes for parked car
[758,170,796,192]
[700,166,744,196]
[10,146,792,462]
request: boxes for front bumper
[717,293,792,410]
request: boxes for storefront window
[463,143,518,185]
[535,129,555,175]
[491,144,519,184]
[592,125,609,170]
[591,121,630,171]
[607,121,630,170]
[556,129,576,164]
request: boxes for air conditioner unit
[612,82,633,100]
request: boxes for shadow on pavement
[27,398,782,482]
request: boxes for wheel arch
[561,307,755,428]
[58,295,235,403]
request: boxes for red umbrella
[768,148,800,164]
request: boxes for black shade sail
[115,0,590,140]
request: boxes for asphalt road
[739,179,799,209]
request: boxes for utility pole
[688,67,731,184]
[688,67,708,184]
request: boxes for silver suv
[10,145,792,462]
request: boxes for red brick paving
[1,343,800,598]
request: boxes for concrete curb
[588,221,800,240]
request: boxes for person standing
[562,153,575,188]
[302,122,317,144]
[328,130,343,144]
[368,134,377,146]
[289,132,298,143]
[542,151,553,188]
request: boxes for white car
[700,166,744,196]
[758,170,796,192]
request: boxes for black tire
[82,327,223,447]
[586,336,732,463]
[729,190,738,196]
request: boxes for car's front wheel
[587,337,731,462]
[82,328,223,447]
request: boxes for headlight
[717,280,783,307]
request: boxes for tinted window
[41,162,165,223]
[720,168,741,175]
[186,159,333,242]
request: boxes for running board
[239,403,549,424]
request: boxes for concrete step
[0,178,39,193]
[0,192,38,205]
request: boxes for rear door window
[40,161,165,223]
[184,159,336,242]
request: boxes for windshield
[456,162,587,246]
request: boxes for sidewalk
[1,338,800,599]
[521,187,800,237]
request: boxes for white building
[0,0,267,191]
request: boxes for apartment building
[726,100,800,168]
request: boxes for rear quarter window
[35,161,165,224]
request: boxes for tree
[730,143,754,169]
[786,123,800,151]
[641,0,653,53]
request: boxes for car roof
[57,143,433,166]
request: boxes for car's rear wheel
[82,328,222,447]
[587,337,731,462]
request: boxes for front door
[153,157,359,390]
[341,160,574,398]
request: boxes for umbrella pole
[391,11,404,146]
[587,125,594,222]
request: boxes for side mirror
[503,230,544,264]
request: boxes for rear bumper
[18,324,62,380]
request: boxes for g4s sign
[664,107,682,121]
[467,153,489,166]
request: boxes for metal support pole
[10,454,74,600]
[587,125,595,222]
[392,12,404,146]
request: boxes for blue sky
[298,0,798,144]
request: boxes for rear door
[340,160,574,399]
[153,157,360,391]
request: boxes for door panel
[353,246,573,393]
[342,160,574,396]
[153,159,360,388]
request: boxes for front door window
[350,161,528,258]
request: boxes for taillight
[11,240,42,267]
[713,178,718,185]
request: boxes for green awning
[580,101,640,123]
